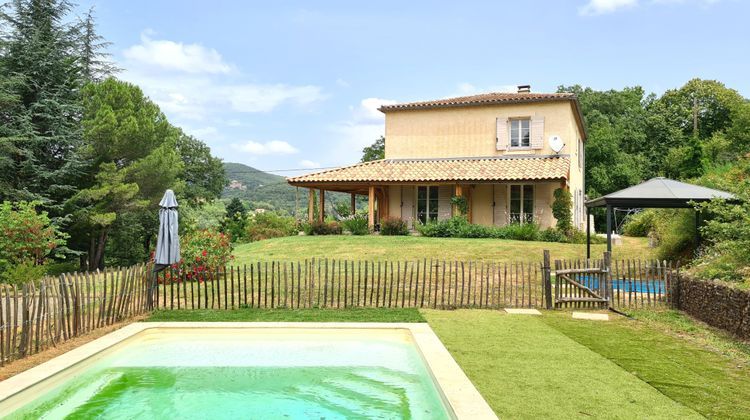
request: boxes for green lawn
[232,235,653,264]
[147,307,425,322]
[145,307,750,418]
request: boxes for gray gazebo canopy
[585,177,737,258]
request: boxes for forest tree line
[0,0,225,277]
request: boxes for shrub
[341,213,369,235]
[221,213,247,242]
[538,228,568,243]
[0,262,47,286]
[0,201,66,284]
[651,209,696,261]
[165,229,233,283]
[305,221,342,235]
[622,210,655,237]
[245,212,297,242]
[0,201,66,265]
[416,216,551,242]
[380,217,409,235]
[501,222,541,241]
[552,188,573,234]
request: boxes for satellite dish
[549,135,564,154]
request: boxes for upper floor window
[510,118,530,148]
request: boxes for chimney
[517,85,531,93]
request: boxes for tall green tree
[66,163,146,270]
[76,7,118,82]
[175,130,226,204]
[0,0,85,214]
[558,85,648,198]
[361,136,385,162]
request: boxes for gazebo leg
[606,205,612,254]
[586,207,591,259]
[695,209,701,249]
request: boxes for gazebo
[585,177,737,258]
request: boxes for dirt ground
[0,316,145,381]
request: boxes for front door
[417,186,439,224]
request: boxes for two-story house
[288,86,587,231]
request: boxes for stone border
[0,322,497,420]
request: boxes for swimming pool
[0,323,496,419]
[577,276,666,295]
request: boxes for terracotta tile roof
[379,92,577,112]
[287,156,569,184]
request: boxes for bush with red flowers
[159,229,233,284]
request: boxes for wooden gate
[552,253,612,309]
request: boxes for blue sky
[75,0,749,175]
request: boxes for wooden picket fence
[551,255,676,310]
[0,252,679,365]
[0,265,150,365]
[153,259,544,311]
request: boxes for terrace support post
[318,189,325,223]
[350,193,356,216]
[586,206,591,259]
[454,184,463,216]
[543,250,553,309]
[368,186,376,229]
[307,189,315,223]
[606,205,613,254]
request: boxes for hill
[222,162,299,213]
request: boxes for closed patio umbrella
[154,189,180,271]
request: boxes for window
[510,118,530,148]
[509,185,534,224]
[417,186,439,224]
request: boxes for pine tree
[77,7,118,82]
[0,0,84,215]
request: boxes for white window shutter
[530,116,544,149]
[496,118,508,150]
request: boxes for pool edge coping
[0,322,497,420]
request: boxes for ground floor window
[417,186,439,224]
[509,184,534,224]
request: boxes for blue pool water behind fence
[578,275,666,294]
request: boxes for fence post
[543,250,552,309]
[671,262,681,309]
[603,251,612,309]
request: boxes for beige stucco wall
[383,100,586,230]
[387,182,561,229]
[384,101,581,159]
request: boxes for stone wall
[675,275,750,340]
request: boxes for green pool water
[3,329,452,419]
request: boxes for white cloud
[352,97,398,121]
[123,32,233,74]
[335,78,350,88]
[323,97,395,163]
[299,159,321,168]
[223,84,326,113]
[579,0,638,15]
[232,140,299,155]
[119,33,327,123]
